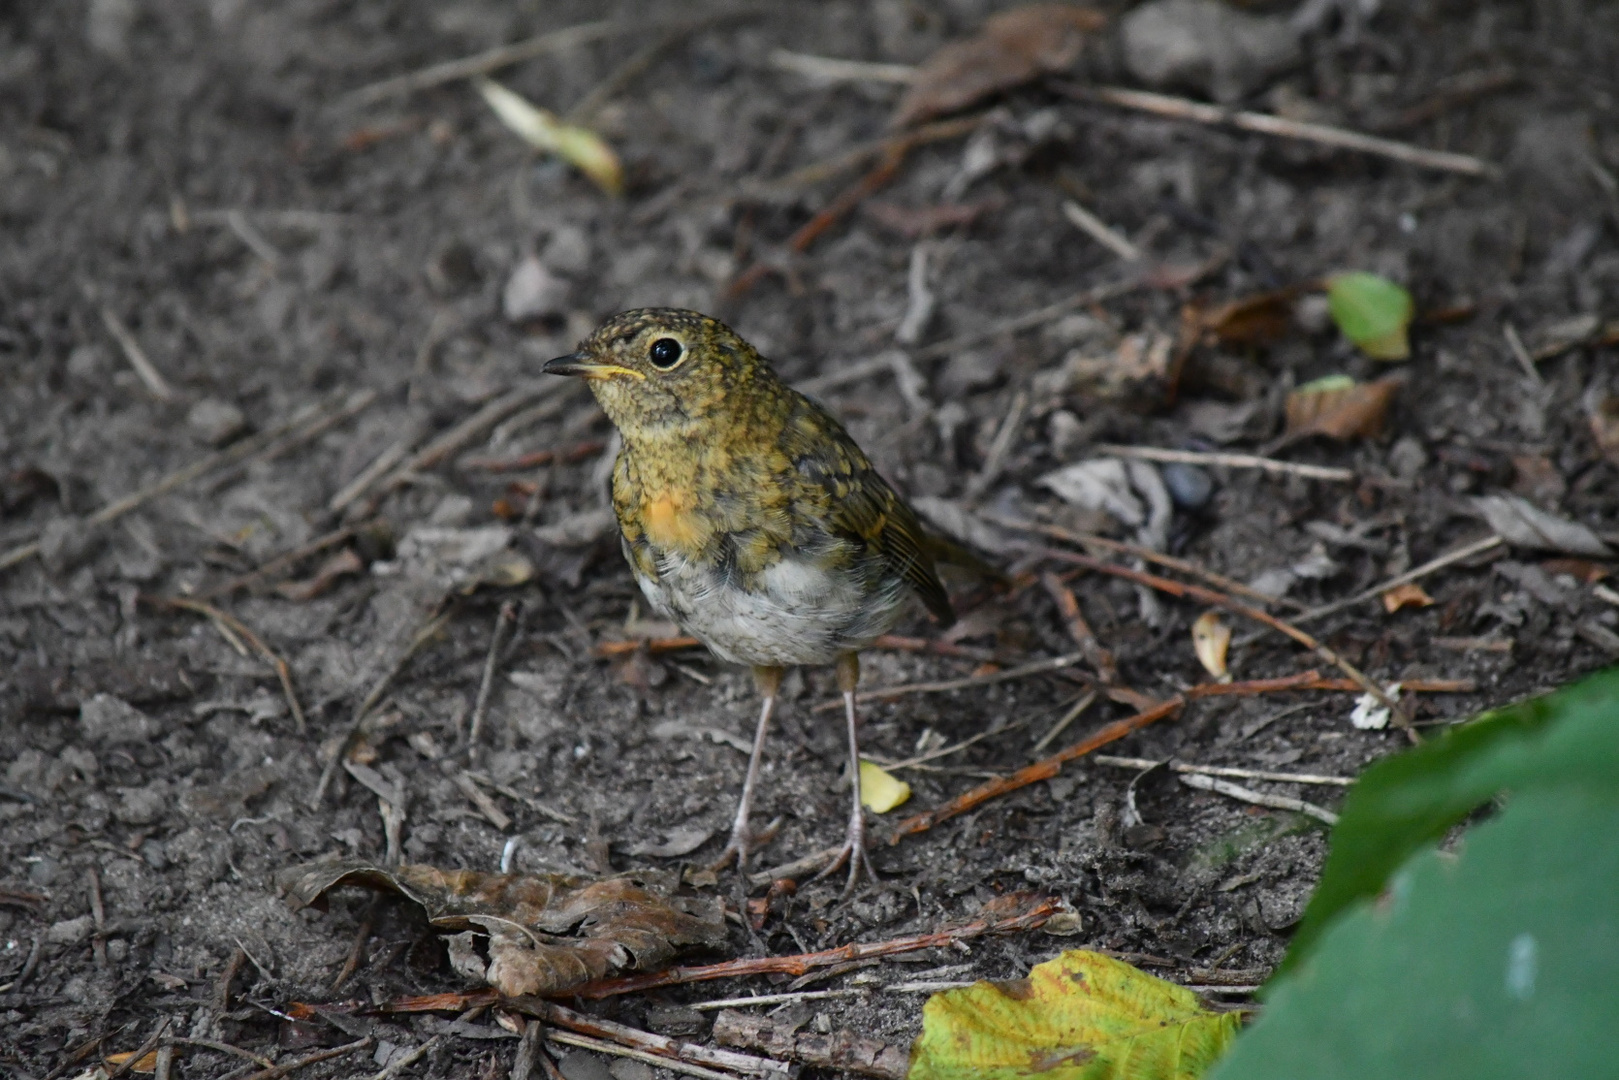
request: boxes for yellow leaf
[859,759,911,813]
[909,950,1242,1080]
[1191,610,1232,683]
[474,77,623,196]
[105,1050,159,1074]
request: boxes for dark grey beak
[543,352,589,376]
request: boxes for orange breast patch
[642,491,711,553]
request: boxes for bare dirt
[3,0,1617,1076]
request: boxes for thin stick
[513,999,791,1079]
[1032,547,1411,736]
[0,392,366,574]
[1061,200,1141,261]
[467,601,519,759]
[329,897,379,992]
[892,698,1184,837]
[87,866,108,970]
[1293,534,1504,625]
[1093,444,1355,482]
[768,49,918,85]
[809,652,1086,712]
[150,597,307,734]
[748,845,845,888]
[691,989,867,1011]
[545,1031,740,1080]
[458,439,607,472]
[1041,572,1119,682]
[1092,754,1353,786]
[963,390,1028,500]
[745,114,983,196]
[200,524,360,599]
[363,1036,442,1080]
[237,1037,372,1080]
[104,1019,174,1080]
[203,388,381,491]
[359,383,560,512]
[311,609,455,807]
[1502,323,1540,383]
[329,434,415,512]
[100,306,176,401]
[225,210,283,265]
[343,21,624,106]
[1179,772,1339,825]
[1074,84,1496,177]
[912,277,1142,360]
[567,894,1058,998]
[163,1038,274,1068]
[1032,691,1097,753]
[989,512,1306,612]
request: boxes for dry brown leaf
[1381,583,1435,613]
[893,5,1106,128]
[1284,374,1404,441]
[1539,558,1609,585]
[276,547,364,601]
[1191,610,1232,682]
[1184,288,1299,349]
[278,860,727,997]
[105,1051,159,1075]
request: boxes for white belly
[634,550,908,668]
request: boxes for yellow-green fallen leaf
[859,759,911,813]
[473,77,622,196]
[910,950,1242,1080]
[1326,272,1413,360]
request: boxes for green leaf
[1209,786,1619,1080]
[473,77,623,196]
[1283,666,1619,970]
[1326,272,1414,360]
[908,950,1241,1080]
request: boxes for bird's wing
[786,397,956,627]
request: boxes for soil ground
[3,0,1617,1076]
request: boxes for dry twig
[1179,772,1339,825]
[99,305,176,402]
[1293,534,1504,625]
[1093,754,1352,786]
[148,596,308,734]
[1093,444,1355,482]
[810,651,1086,712]
[237,1037,372,1080]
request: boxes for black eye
[648,337,683,370]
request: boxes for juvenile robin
[546,308,961,892]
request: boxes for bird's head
[544,308,772,441]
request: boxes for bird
[545,308,961,893]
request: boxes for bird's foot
[709,816,782,874]
[812,810,878,898]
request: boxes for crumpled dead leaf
[1284,373,1404,441]
[278,860,727,997]
[1037,458,1172,553]
[893,5,1106,128]
[1473,495,1613,558]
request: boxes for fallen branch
[810,651,1086,712]
[1093,754,1353,786]
[1294,534,1504,625]
[514,999,790,1079]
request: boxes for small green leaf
[1294,374,1356,395]
[1326,272,1414,360]
[908,950,1241,1080]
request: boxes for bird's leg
[711,665,784,874]
[814,652,878,896]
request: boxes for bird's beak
[544,353,644,381]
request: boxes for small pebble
[557,1052,615,1080]
[1161,462,1215,510]
[186,398,247,446]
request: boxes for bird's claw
[709,816,782,874]
[812,812,878,898]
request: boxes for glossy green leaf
[908,950,1241,1080]
[1326,272,1414,360]
[1210,786,1619,1080]
[1283,666,1619,970]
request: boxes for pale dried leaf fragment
[1473,495,1612,558]
[1191,610,1232,682]
[474,77,623,195]
[894,5,1107,128]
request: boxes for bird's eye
[648,337,683,370]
